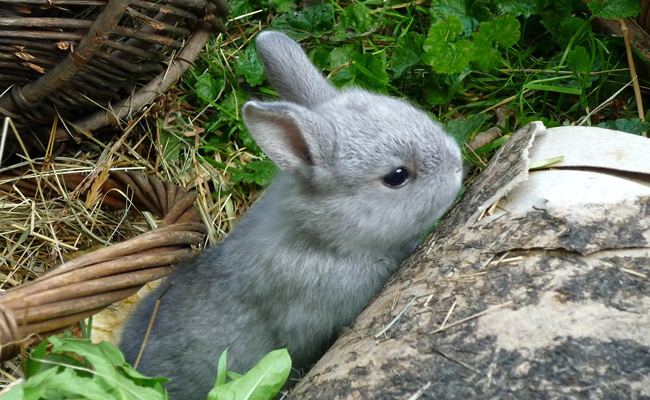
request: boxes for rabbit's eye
[383,166,410,187]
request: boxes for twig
[430,301,513,334]
[134,283,173,369]
[440,298,458,330]
[431,345,481,374]
[374,296,417,338]
[619,19,646,137]
[406,381,432,400]
[577,79,634,126]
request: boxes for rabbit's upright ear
[243,101,330,173]
[255,31,337,108]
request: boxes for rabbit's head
[242,31,463,260]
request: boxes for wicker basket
[0,170,207,361]
[0,0,229,158]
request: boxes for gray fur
[120,31,463,398]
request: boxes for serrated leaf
[423,16,474,74]
[228,160,277,186]
[422,38,473,74]
[568,45,590,73]
[596,118,650,135]
[390,32,425,78]
[588,0,640,19]
[235,45,265,87]
[345,4,373,33]
[494,0,540,18]
[473,15,521,48]
[444,114,490,145]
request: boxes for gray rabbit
[120,31,463,398]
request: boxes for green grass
[166,0,647,189]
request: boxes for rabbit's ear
[255,31,337,108]
[243,100,328,172]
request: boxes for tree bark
[290,123,650,399]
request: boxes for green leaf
[269,4,334,39]
[426,14,464,40]
[207,349,291,400]
[329,45,358,87]
[424,84,448,105]
[567,45,590,73]
[222,89,250,118]
[473,14,521,48]
[214,349,229,387]
[588,0,640,19]
[194,74,225,105]
[523,83,582,94]
[268,0,295,13]
[228,160,277,186]
[159,124,185,162]
[444,113,490,145]
[9,334,167,400]
[351,52,389,93]
[237,124,262,154]
[423,16,474,74]
[429,0,467,18]
[429,0,477,36]
[422,39,473,74]
[25,339,49,377]
[229,0,253,18]
[530,156,564,170]
[494,0,541,18]
[557,17,589,49]
[596,118,650,135]
[309,46,330,70]
[390,32,425,78]
[471,41,502,70]
[235,45,266,87]
[344,4,373,33]
[472,134,510,156]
